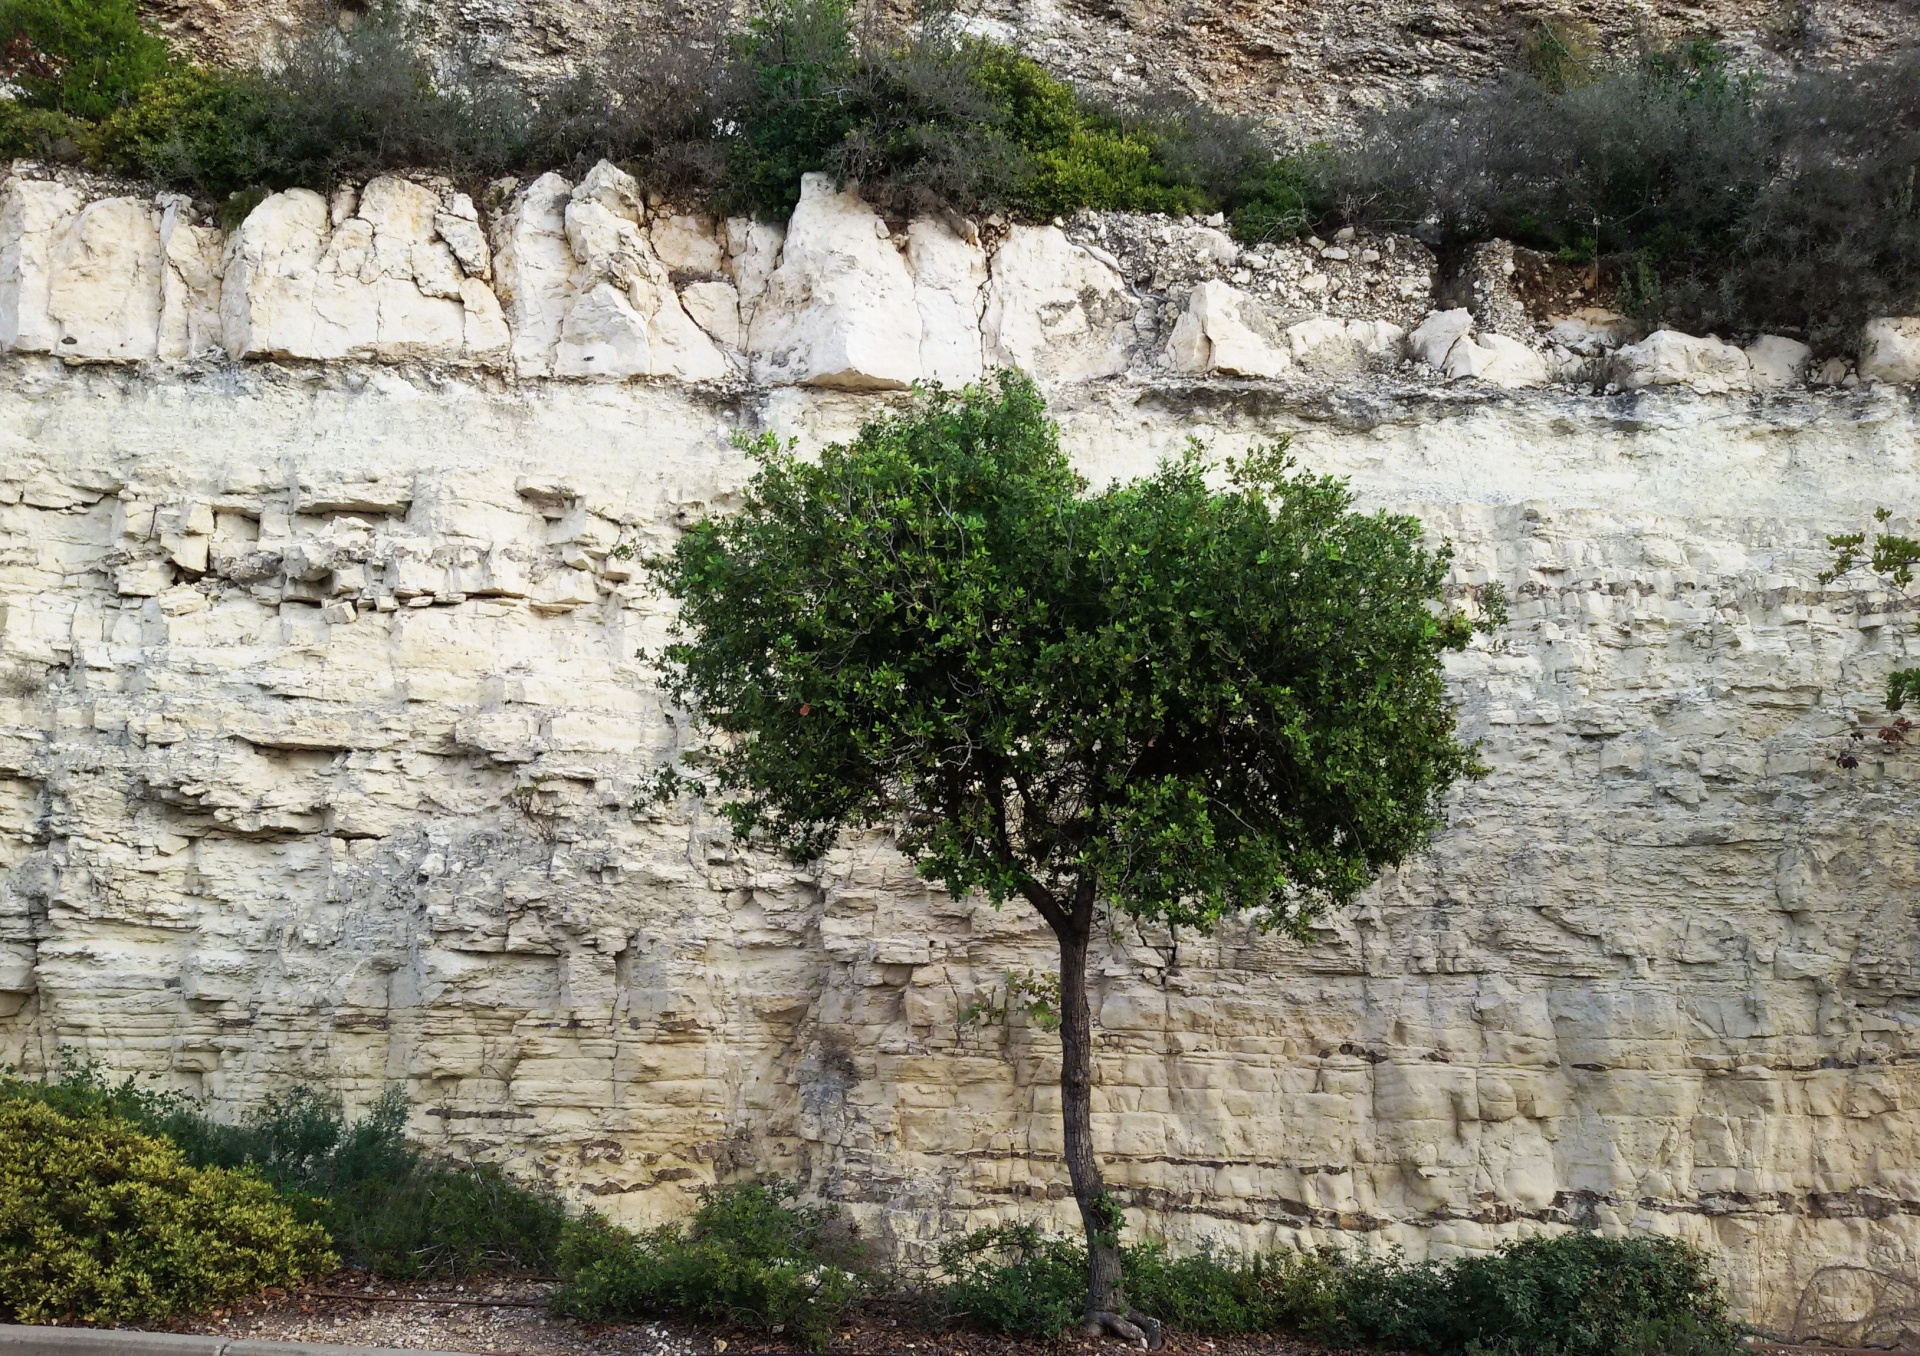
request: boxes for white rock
[460,277,511,358]
[157,198,223,361]
[491,173,579,379]
[725,217,785,328]
[1443,332,1547,388]
[1167,280,1289,379]
[1547,308,1633,356]
[220,189,338,360]
[1287,316,1408,373]
[1745,335,1812,389]
[1859,317,1920,385]
[907,219,987,387]
[1613,330,1753,393]
[44,197,164,361]
[0,177,84,352]
[554,164,726,383]
[434,195,491,280]
[680,279,743,351]
[650,213,725,274]
[982,225,1136,383]
[749,174,921,390]
[1409,309,1474,369]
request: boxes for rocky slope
[138,0,1920,132]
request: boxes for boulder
[983,224,1137,382]
[222,180,504,364]
[1409,309,1473,368]
[44,196,165,361]
[724,217,785,327]
[1745,335,1812,389]
[650,213,725,274]
[1860,317,1920,385]
[1612,330,1752,393]
[434,193,491,280]
[1287,316,1407,373]
[0,177,85,353]
[680,279,744,351]
[907,218,987,387]
[1547,308,1632,356]
[1443,332,1546,388]
[157,196,224,361]
[491,172,579,378]
[553,162,727,382]
[1167,280,1290,378]
[749,174,921,390]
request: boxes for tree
[650,374,1496,1346]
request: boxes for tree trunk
[1055,903,1164,1350]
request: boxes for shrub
[0,0,169,120]
[1,1062,567,1281]
[935,1224,1737,1352]
[0,1099,333,1325]
[552,1181,870,1350]
[0,101,79,159]
[1329,30,1920,348]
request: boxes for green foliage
[0,1099,333,1325]
[654,373,1484,937]
[552,1182,870,1350]
[1823,508,1920,713]
[937,1226,1736,1352]
[0,100,78,159]
[1,1060,566,1282]
[1333,37,1920,346]
[0,0,170,120]
[1337,1233,1737,1356]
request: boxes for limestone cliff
[6,162,1920,1346]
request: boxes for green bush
[1,1062,567,1281]
[0,0,169,120]
[0,1099,333,1325]
[936,1225,1737,1352]
[0,101,80,160]
[1330,31,1920,348]
[552,1182,870,1350]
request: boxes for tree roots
[1084,1309,1165,1350]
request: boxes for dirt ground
[164,1274,1355,1356]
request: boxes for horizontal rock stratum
[4,160,1920,1348]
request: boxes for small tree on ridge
[651,374,1493,1346]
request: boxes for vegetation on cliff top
[3,0,1916,343]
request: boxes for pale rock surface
[491,173,578,378]
[1286,315,1407,373]
[1547,308,1633,356]
[0,177,83,353]
[157,197,224,361]
[553,164,726,382]
[6,367,1920,1342]
[983,224,1136,382]
[749,174,921,390]
[1613,330,1754,393]
[724,217,786,329]
[1167,280,1289,378]
[649,213,725,275]
[1860,317,1920,385]
[679,280,744,352]
[906,219,988,387]
[44,198,165,362]
[1746,335,1813,389]
[220,179,503,365]
[1443,331,1547,388]
[1409,309,1544,388]
[434,193,490,281]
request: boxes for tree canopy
[656,374,1487,939]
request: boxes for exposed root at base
[1084,1309,1166,1350]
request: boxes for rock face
[6,360,1920,1344]
[11,166,1920,1345]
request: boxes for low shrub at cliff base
[0,1099,334,1325]
[552,1182,872,1350]
[936,1226,1738,1353]
[0,1063,568,1282]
